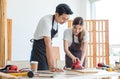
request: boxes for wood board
[64,68,98,73]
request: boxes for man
[30,3,73,72]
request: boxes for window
[94,0,120,64]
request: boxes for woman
[63,17,88,68]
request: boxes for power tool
[0,65,34,78]
[71,59,84,69]
[97,62,110,68]
[0,65,18,73]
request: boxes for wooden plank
[0,19,12,63]
[0,0,7,67]
[89,21,92,68]
[85,20,88,68]
[64,68,98,73]
[7,19,12,61]
[101,20,104,62]
[92,20,97,67]
[105,20,109,65]
[97,21,100,62]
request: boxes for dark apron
[30,15,58,70]
[65,34,86,68]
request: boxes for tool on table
[9,70,34,78]
[0,65,56,78]
[96,62,115,71]
[0,65,34,78]
[106,67,114,72]
[71,59,84,69]
[0,65,18,73]
[97,62,110,68]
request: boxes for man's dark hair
[55,3,73,15]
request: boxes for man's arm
[44,36,63,72]
[44,36,55,69]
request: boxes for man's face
[55,13,70,24]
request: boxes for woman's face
[72,25,83,36]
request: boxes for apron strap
[30,39,34,43]
[30,15,56,43]
[52,15,55,26]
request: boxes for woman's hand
[50,67,64,72]
[72,57,80,63]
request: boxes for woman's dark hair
[72,17,85,47]
[72,17,84,26]
[55,3,73,15]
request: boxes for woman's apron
[65,34,86,68]
[30,15,58,70]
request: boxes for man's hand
[50,67,64,72]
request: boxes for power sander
[0,65,34,78]
[71,59,84,69]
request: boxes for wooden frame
[7,19,12,61]
[0,19,12,66]
[68,20,109,68]
[0,0,7,67]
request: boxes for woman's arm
[80,42,88,65]
[64,40,78,63]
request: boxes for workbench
[20,68,120,79]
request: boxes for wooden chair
[68,20,109,68]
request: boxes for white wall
[7,0,89,61]
[95,0,120,45]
